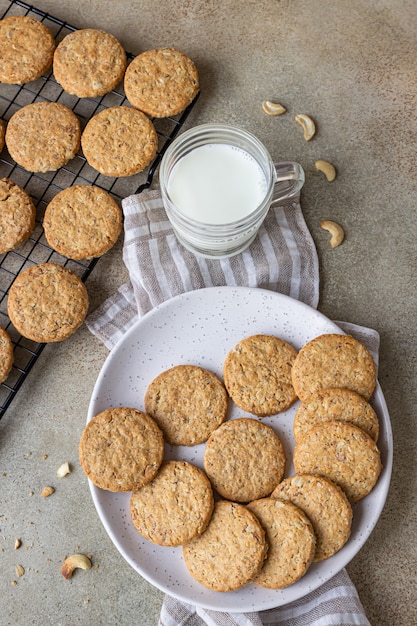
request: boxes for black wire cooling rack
[0,0,199,418]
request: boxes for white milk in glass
[167,143,268,225]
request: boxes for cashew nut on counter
[262,100,287,115]
[315,159,337,182]
[295,114,316,140]
[61,553,92,579]
[320,220,345,248]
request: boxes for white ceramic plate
[88,286,392,612]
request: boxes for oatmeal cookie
[223,334,298,416]
[272,474,352,561]
[53,28,127,98]
[294,387,379,443]
[182,500,268,592]
[7,262,89,343]
[79,407,164,492]
[144,364,228,446]
[291,333,377,402]
[130,460,214,546]
[0,177,36,253]
[5,102,81,172]
[0,326,13,384]
[247,498,316,588]
[293,421,382,503]
[81,106,158,177]
[0,15,55,84]
[43,185,122,260]
[124,48,199,118]
[203,417,286,502]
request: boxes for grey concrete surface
[0,1,416,624]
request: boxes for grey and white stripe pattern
[86,187,319,349]
[158,569,371,626]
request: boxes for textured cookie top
[0,15,55,84]
[43,185,122,260]
[247,498,316,589]
[53,28,127,98]
[293,421,382,503]
[291,333,377,402]
[0,119,4,152]
[182,500,268,592]
[294,387,379,443]
[0,326,13,384]
[124,48,199,118]
[203,417,286,502]
[79,407,164,492]
[81,106,158,177]
[0,177,36,254]
[130,460,214,546]
[272,473,352,561]
[144,364,228,446]
[5,102,81,173]
[223,334,298,416]
[7,262,89,343]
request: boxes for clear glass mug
[159,124,305,259]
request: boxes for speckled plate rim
[87,286,393,612]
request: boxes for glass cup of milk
[159,124,305,258]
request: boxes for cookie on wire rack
[7,262,89,343]
[0,119,5,152]
[5,102,81,173]
[43,185,122,260]
[124,47,199,118]
[0,15,55,85]
[53,28,127,98]
[0,326,13,384]
[81,106,158,177]
[0,178,36,254]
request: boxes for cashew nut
[61,554,92,579]
[15,564,25,577]
[41,485,55,497]
[295,114,316,141]
[56,462,71,478]
[14,538,22,550]
[262,100,286,116]
[315,159,337,182]
[320,220,345,248]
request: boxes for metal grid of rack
[0,0,199,418]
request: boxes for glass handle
[271,161,305,203]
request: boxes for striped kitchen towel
[86,184,319,349]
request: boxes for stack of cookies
[79,331,383,593]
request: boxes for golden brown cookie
[7,262,89,343]
[223,334,298,416]
[293,421,382,503]
[0,178,36,253]
[0,119,5,152]
[53,28,127,98]
[0,15,55,85]
[43,185,122,260]
[272,474,352,561]
[124,48,199,118]
[81,106,158,177]
[0,326,13,384]
[79,407,164,492]
[182,500,268,592]
[294,387,379,443]
[144,364,228,446]
[5,102,81,173]
[291,333,377,402]
[130,460,214,546]
[203,417,286,502]
[247,498,316,588]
